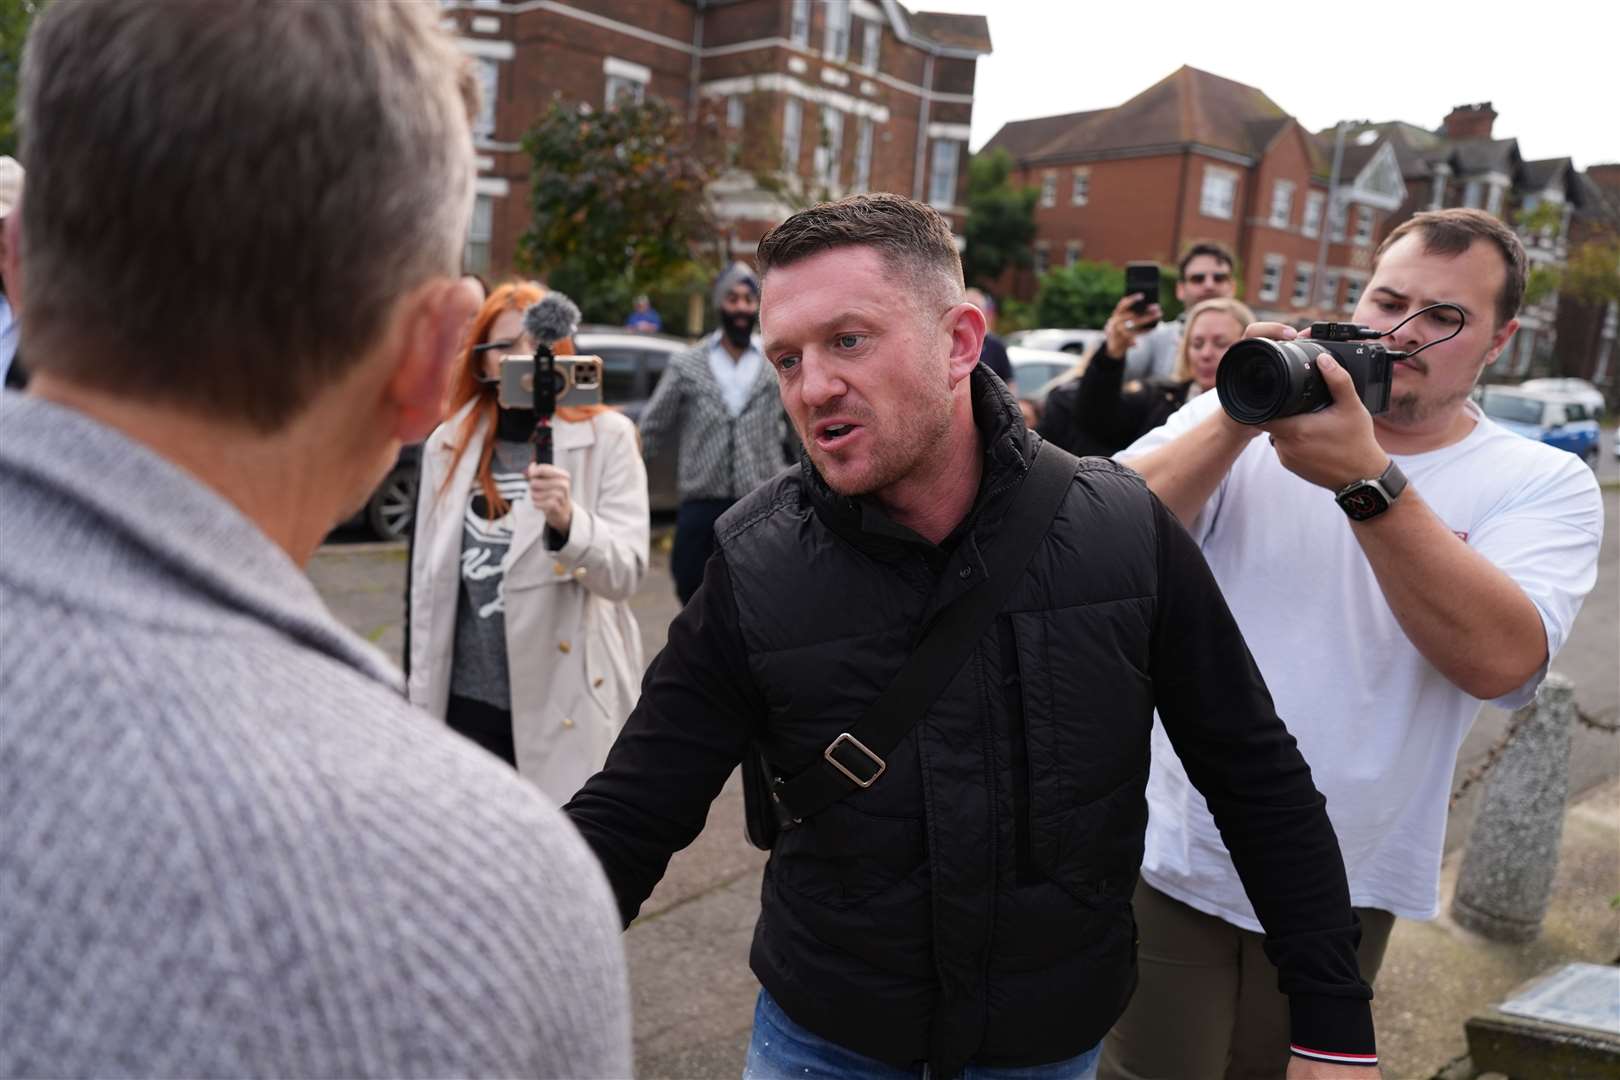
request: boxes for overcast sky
[918,0,1618,171]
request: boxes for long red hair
[439,281,610,517]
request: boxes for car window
[589,347,642,404]
[1565,403,1587,422]
[1480,392,1547,426]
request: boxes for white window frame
[1343,273,1366,312]
[1259,254,1285,302]
[789,0,811,47]
[928,138,960,208]
[1269,179,1294,229]
[1065,240,1082,267]
[853,117,875,192]
[1200,165,1238,220]
[1320,269,1341,309]
[472,57,499,138]
[1486,182,1505,216]
[1302,190,1324,238]
[1462,179,1483,210]
[822,0,851,62]
[782,98,803,173]
[1071,168,1090,207]
[1040,171,1057,209]
[1033,242,1050,277]
[1328,198,1347,242]
[1290,262,1313,307]
[465,194,494,275]
[1353,206,1374,247]
[815,106,845,191]
[726,94,744,129]
[603,57,649,108]
[860,19,881,73]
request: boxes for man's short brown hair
[756,193,963,310]
[1374,208,1526,329]
[1178,241,1235,277]
[18,0,477,431]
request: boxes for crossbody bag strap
[772,442,1080,823]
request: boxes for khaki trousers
[1099,880,1394,1080]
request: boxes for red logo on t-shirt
[1453,530,1469,542]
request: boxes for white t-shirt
[1118,390,1604,929]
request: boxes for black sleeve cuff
[1289,993,1377,1068]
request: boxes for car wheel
[367,463,418,541]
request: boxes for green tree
[1034,260,1123,328]
[962,149,1037,288]
[2,0,50,159]
[1562,238,1620,307]
[518,96,716,323]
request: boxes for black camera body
[1217,321,1395,425]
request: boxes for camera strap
[769,441,1079,825]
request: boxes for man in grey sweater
[0,3,630,1077]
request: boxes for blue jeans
[743,990,1101,1080]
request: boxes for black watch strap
[1335,459,1407,521]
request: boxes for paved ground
[313,445,1619,1079]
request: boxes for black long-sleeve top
[1038,346,1194,457]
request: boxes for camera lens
[1217,339,1329,425]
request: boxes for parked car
[1007,344,1080,418]
[1516,377,1606,421]
[1005,327,1105,355]
[350,326,690,540]
[1478,385,1602,466]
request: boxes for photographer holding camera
[407,282,649,803]
[1103,208,1603,1078]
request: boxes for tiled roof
[989,65,1292,165]
[1522,157,1573,192]
[904,8,992,53]
[1451,137,1520,175]
[980,110,1102,160]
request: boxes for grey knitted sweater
[0,394,632,1078]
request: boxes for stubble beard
[814,381,955,499]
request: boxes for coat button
[562,717,575,728]
[959,566,973,579]
[553,561,567,576]
[593,677,604,688]
[573,566,587,580]
[558,640,572,654]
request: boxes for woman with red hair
[406,282,649,803]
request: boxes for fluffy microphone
[523,291,581,350]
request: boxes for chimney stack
[1443,102,1497,141]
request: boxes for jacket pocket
[1008,607,1154,903]
[770,801,927,911]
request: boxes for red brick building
[437,0,990,283]
[981,66,1404,322]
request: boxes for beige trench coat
[407,401,649,804]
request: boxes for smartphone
[1124,262,1161,328]
[498,354,604,411]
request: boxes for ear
[943,301,987,388]
[1482,316,1519,371]
[384,276,481,444]
[1174,278,1187,304]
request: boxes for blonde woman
[1038,296,1254,455]
[406,282,649,803]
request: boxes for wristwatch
[1335,460,1407,521]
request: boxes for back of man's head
[1374,208,1526,329]
[17,0,476,431]
[757,193,963,312]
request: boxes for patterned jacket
[637,333,794,502]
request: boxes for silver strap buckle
[824,732,886,788]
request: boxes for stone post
[1451,673,1576,942]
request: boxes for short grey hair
[18,0,478,430]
